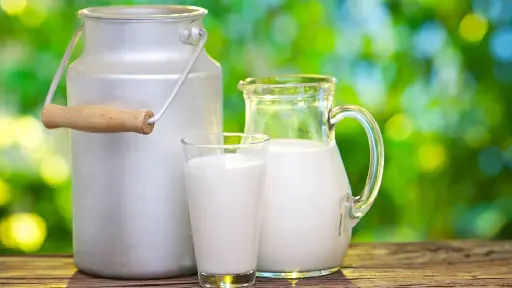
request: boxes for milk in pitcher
[239,75,384,278]
[257,139,352,273]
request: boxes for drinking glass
[181,132,269,288]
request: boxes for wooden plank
[0,241,511,287]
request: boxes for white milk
[257,139,351,273]
[185,154,266,275]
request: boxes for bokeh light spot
[271,13,298,44]
[0,178,11,206]
[413,21,447,58]
[504,144,512,169]
[0,213,47,252]
[0,218,15,248]
[40,154,70,187]
[0,41,30,70]
[473,0,502,22]
[459,13,488,42]
[418,142,447,172]
[401,81,430,119]
[19,4,46,28]
[22,137,51,161]
[490,28,512,62]
[463,127,490,148]
[478,146,503,176]
[224,14,246,39]
[0,0,26,15]
[14,116,43,150]
[385,113,414,141]
[475,208,506,238]
[353,61,387,112]
[0,117,16,148]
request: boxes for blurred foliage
[0,0,511,254]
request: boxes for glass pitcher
[238,75,384,278]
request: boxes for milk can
[41,5,222,279]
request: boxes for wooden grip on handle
[41,104,155,135]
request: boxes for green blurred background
[0,0,511,254]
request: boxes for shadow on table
[254,270,359,288]
[66,270,200,288]
[66,270,358,288]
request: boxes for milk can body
[64,6,222,279]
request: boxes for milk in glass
[185,154,266,275]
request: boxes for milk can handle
[329,105,384,229]
[41,26,208,135]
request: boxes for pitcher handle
[329,105,384,228]
[41,26,207,135]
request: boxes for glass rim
[78,5,207,21]
[181,132,270,148]
[238,74,337,89]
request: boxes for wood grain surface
[0,240,511,287]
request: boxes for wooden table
[1,240,511,287]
